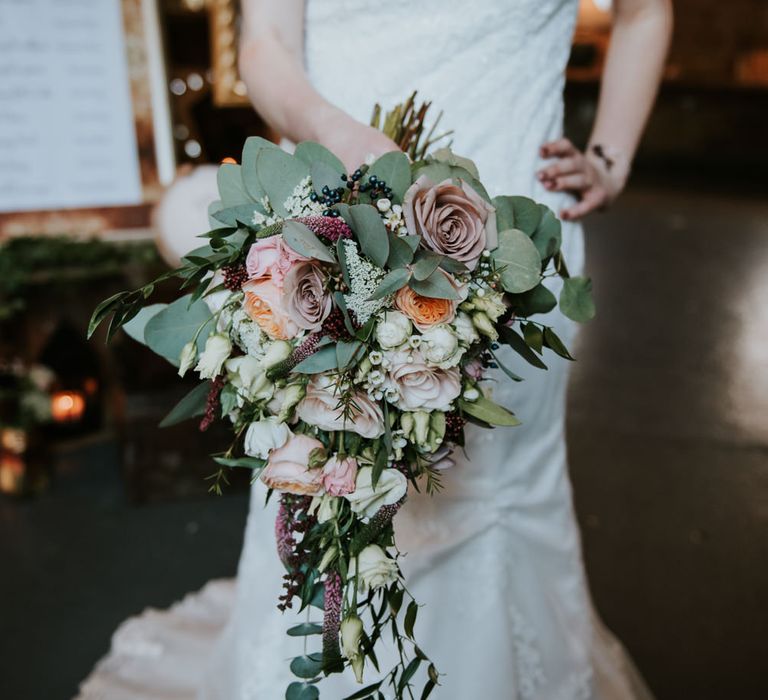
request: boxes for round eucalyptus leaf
[492,229,542,293]
[559,276,596,322]
[286,681,320,700]
[144,295,214,366]
[289,654,323,679]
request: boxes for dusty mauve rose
[246,235,308,286]
[283,261,332,333]
[322,454,358,496]
[403,175,497,270]
[385,350,461,411]
[260,433,324,495]
[297,375,385,439]
[243,278,300,340]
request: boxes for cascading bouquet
[89,96,594,699]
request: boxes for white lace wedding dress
[78,1,654,698]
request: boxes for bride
[79,0,672,698]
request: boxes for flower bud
[472,311,498,341]
[412,411,431,447]
[177,341,197,378]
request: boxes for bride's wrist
[587,143,631,195]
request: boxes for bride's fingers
[537,156,581,181]
[540,138,577,159]
[546,172,590,192]
[561,188,606,221]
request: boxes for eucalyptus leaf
[498,326,547,369]
[336,339,365,370]
[430,147,480,179]
[158,381,210,428]
[122,303,167,345]
[289,654,323,679]
[412,251,443,281]
[144,295,214,366]
[522,322,544,353]
[294,141,346,175]
[401,235,421,253]
[409,269,460,300]
[207,200,226,230]
[459,395,521,426]
[349,204,390,267]
[559,276,596,322]
[256,148,310,217]
[368,151,411,203]
[369,268,410,300]
[286,682,320,700]
[492,228,542,294]
[217,163,252,207]
[491,196,542,235]
[287,622,323,637]
[293,344,339,373]
[241,136,278,201]
[511,284,557,316]
[310,160,342,195]
[282,220,335,263]
[387,233,415,268]
[530,205,562,259]
[211,203,265,228]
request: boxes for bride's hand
[313,108,400,173]
[537,138,628,221]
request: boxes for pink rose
[403,176,497,271]
[283,261,333,333]
[245,235,308,286]
[243,278,300,340]
[322,454,358,496]
[260,433,324,495]
[385,350,461,411]
[297,375,385,439]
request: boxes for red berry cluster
[275,494,317,611]
[320,308,351,340]
[296,215,353,242]
[444,412,467,442]
[199,375,225,432]
[222,263,248,291]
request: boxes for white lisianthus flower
[340,615,365,682]
[261,339,292,369]
[195,333,231,378]
[226,356,272,400]
[453,311,479,345]
[243,417,292,459]
[472,311,498,341]
[268,382,307,423]
[375,310,412,349]
[177,341,197,378]
[351,544,399,592]
[344,467,407,518]
[420,324,464,368]
[472,289,507,322]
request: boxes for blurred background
[0,1,766,698]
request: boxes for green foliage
[294,141,346,175]
[349,204,390,267]
[491,228,542,293]
[122,303,167,345]
[158,382,210,428]
[287,622,323,637]
[367,151,412,203]
[369,269,411,300]
[241,136,279,201]
[282,221,335,263]
[498,326,547,370]
[293,344,339,374]
[386,233,416,268]
[217,163,252,207]
[144,295,213,366]
[458,395,521,426]
[559,276,596,322]
[408,269,460,300]
[256,149,311,218]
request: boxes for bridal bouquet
[90,97,593,699]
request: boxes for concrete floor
[1,185,767,699]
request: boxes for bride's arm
[238,0,397,170]
[538,0,673,220]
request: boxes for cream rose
[403,175,497,270]
[344,467,407,518]
[243,417,292,460]
[297,375,385,439]
[420,324,464,368]
[374,310,412,349]
[385,350,462,411]
[350,544,399,592]
[260,433,325,495]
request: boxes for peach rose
[297,375,385,439]
[246,235,308,286]
[394,272,466,331]
[260,433,324,495]
[403,175,497,270]
[322,454,358,496]
[243,278,300,340]
[385,350,461,411]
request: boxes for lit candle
[50,391,86,423]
